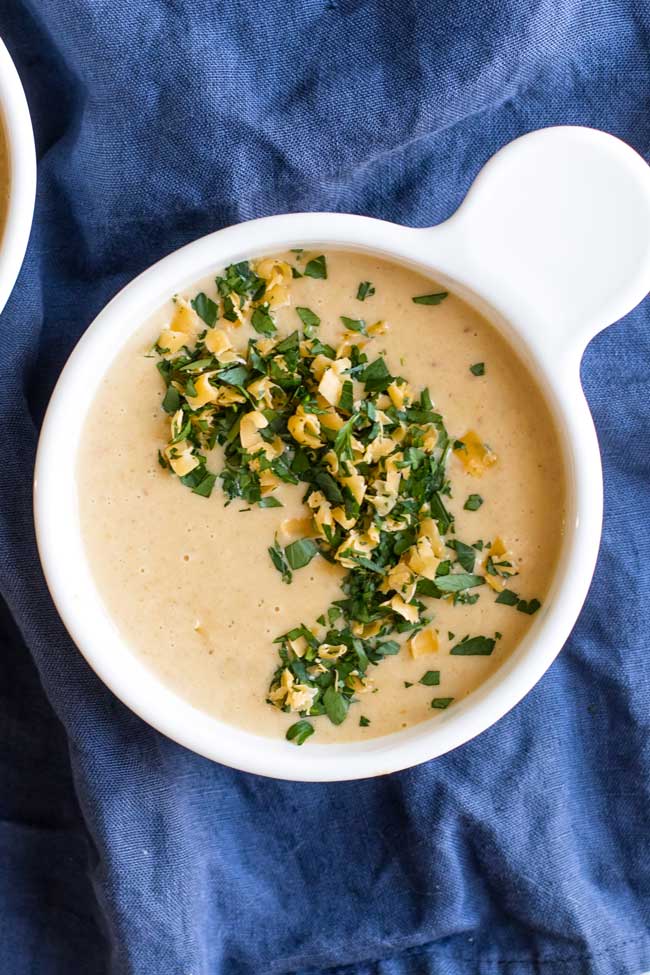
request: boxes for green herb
[340,316,366,333]
[323,686,349,725]
[419,670,440,686]
[356,281,375,301]
[431,698,453,709]
[464,494,483,511]
[268,538,292,584]
[296,306,320,328]
[217,364,248,386]
[338,380,354,414]
[446,540,476,573]
[284,538,318,571]
[469,362,485,376]
[359,715,371,727]
[434,573,484,593]
[304,255,327,279]
[191,472,217,498]
[162,386,181,414]
[360,357,392,393]
[495,589,519,606]
[191,293,218,327]
[404,681,414,688]
[412,292,448,305]
[517,598,541,615]
[450,635,496,656]
[286,720,314,745]
[251,305,276,335]
[258,496,284,508]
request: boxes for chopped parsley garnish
[304,255,327,279]
[517,598,541,615]
[191,293,218,327]
[356,281,375,301]
[284,538,318,571]
[251,304,276,335]
[419,670,440,686]
[286,720,314,745]
[152,253,539,742]
[412,292,448,305]
[431,697,453,709]
[340,316,366,333]
[450,635,496,656]
[495,588,519,606]
[296,306,320,328]
[469,362,485,376]
[359,715,371,727]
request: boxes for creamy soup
[78,251,565,744]
[0,119,9,243]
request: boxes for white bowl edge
[34,213,602,781]
[0,37,36,316]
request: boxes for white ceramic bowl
[34,127,650,781]
[0,38,36,315]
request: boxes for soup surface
[0,120,9,244]
[78,250,565,743]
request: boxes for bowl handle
[422,126,650,365]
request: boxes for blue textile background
[1,2,649,973]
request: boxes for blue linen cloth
[1,2,650,973]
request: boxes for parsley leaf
[356,281,375,301]
[517,598,541,615]
[340,316,366,334]
[258,496,283,508]
[419,670,440,686]
[360,357,392,393]
[450,635,495,655]
[268,538,292,583]
[286,720,314,745]
[161,386,181,414]
[495,589,519,606]
[433,573,484,593]
[285,538,319,570]
[446,540,476,573]
[251,305,276,335]
[191,293,218,327]
[470,362,485,376]
[464,494,483,511]
[304,255,327,279]
[412,292,448,305]
[296,306,320,328]
[323,686,349,725]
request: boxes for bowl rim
[0,37,36,317]
[33,211,601,781]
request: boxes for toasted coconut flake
[186,372,219,410]
[453,430,497,476]
[409,629,439,658]
[157,329,187,355]
[165,441,198,477]
[170,300,199,334]
[383,594,419,623]
[239,410,269,451]
[288,405,322,449]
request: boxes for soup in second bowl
[0,118,9,245]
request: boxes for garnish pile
[153,254,539,743]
